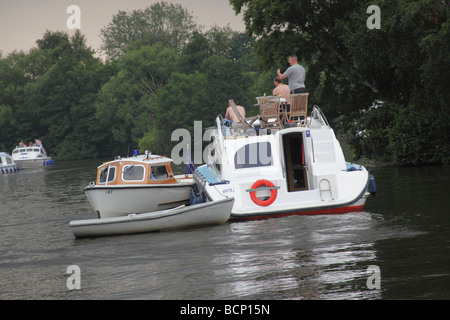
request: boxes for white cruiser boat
[1,152,19,174]
[84,152,195,218]
[192,96,376,221]
[11,143,54,169]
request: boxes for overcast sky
[0,0,245,56]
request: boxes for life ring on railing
[249,179,277,206]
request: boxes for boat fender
[249,179,278,206]
[368,174,377,196]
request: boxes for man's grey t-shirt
[284,64,306,91]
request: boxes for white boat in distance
[11,143,54,169]
[1,152,19,174]
[84,152,195,218]
[192,96,377,221]
[70,197,234,238]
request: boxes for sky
[0,0,245,56]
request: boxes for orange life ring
[249,179,277,206]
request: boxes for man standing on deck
[277,54,307,94]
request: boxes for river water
[1,158,449,301]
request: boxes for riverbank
[337,134,394,168]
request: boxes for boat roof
[13,143,45,149]
[99,154,173,168]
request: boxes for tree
[230,0,450,165]
[179,31,210,74]
[149,71,209,154]
[16,30,107,160]
[100,1,200,60]
[95,43,178,155]
[0,51,31,151]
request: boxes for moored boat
[70,197,234,238]
[11,142,54,169]
[84,151,195,218]
[191,96,377,221]
[0,152,19,174]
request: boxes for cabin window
[33,148,39,152]
[234,142,273,169]
[150,164,169,180]
[99,166,116,184]
[122,164,145,181]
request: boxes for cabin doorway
[283,133,308,192]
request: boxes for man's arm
[277,68,287,80]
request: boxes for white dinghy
[70,197,234,239]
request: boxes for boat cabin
[0,152,19,173]
[95,154,178,186]
[12,145,48,159]
[206,99,346,193]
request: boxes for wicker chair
[287,93,309,126]
[260,97,282,129]
[228,99,258,130]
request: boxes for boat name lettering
[222,187,235,194]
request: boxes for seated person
[225,100,246,129]
[272,77,291,105]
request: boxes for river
[1,159,449,301]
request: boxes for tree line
[1,1,448,165]
[0,2,271,160]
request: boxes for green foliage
[0,2,263,161]
[0,30,108,160]
[231,0,450,165]
[95,43,177,156]
[100,1,200,60]
[388,105,450,165]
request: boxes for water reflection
[214,212,387,299]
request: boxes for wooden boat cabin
[95,153,180,186]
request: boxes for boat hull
[14,158,54,169]
[228,193,368,221]
[70,197,234,238]
[0,165,19,174]
[84,182,195,218]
